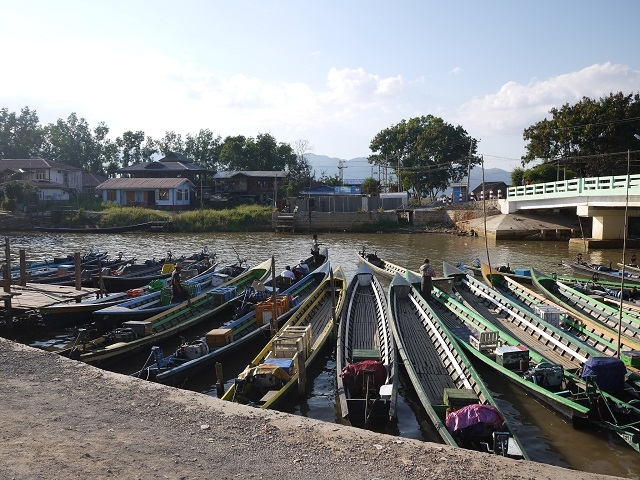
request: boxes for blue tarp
[581,357,626,394]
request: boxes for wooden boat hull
[433,266,640,453]
[55,258,274,367]
[92,264,242,330]
[564,260,640,286]
[388,273,526,458]
[220,266,346,408]
[529,269,640,360]
[410,269,591,421]
[39,292,130,330]
[357,249,408,280]
[33,222,155,233]
[336,263,397,429]
[133,260,332,386]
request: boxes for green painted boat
[435,264,640,454]
[55,258,274,366]
[388,273,526,459]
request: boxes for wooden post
[74,252,82,295]
[19,249,26,286]
[2,262,11,317]
[3,238,11,316]
[215,362,224,398]
[270,255,277,336]
[295,351,306,396]
[4,237,10,280]
[97,257,104,298]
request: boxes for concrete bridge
[501,174,640,241]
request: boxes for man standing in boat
[171,262,190,303]
[419,259,436,302]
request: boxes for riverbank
[0,338,622,480]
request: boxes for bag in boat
[581,357,626,394]
[340,360,388,394]
[237,363,291,390]
[445,404,504,434]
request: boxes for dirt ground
[0,339,623,480]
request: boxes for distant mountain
[306,153,513,188]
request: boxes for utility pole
[466,139,473,201]
[337,160,348,185]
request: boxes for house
[82,172,107,195]
[0,158,82,201]
[213,171,286,205]
[117,152,208,184]
[95,178,194,209]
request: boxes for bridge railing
[508,174,640,200]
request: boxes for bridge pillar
[576,206,640,240]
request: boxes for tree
[218,133,295,172]
[41,113,114,173]
[218,135,248,170]
[361,177,381,195]
[117,130,148,167]
[0,106,44,158]
[283,139,312,196]
[522,92,640,177]
[184,129,222,170]
[156,131,184,156]
[319,173,342,186]
[369,115,480,201]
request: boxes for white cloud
[449,67,463,75]
[456,63,640,138]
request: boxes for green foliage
[116,130,157,167]
[1,198,16,212]
[218,133,294,171]
[0,106,44,158]
[98,206,168,227]
[369,115,480,201]
[184,129,223,170]
[284,140,313,196]
[3,180,24,201]
[361,177,380,195]
[156,131,185,156]
[523,92,640,176]
[171,205,273,232]
[511,168,525,187]
[319,173,342,186]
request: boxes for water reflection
[3,231,640,477]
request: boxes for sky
[2,0,639,179]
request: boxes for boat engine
[523,362,564,388]
[178,340,210,360]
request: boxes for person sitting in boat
[294,259,309,279]
[280,266,296,287]
[170,263,190,303]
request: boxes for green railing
[508,174,640,200]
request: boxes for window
[176,189,183,201]
[158,189,169,201]
[184,189,189,201]
[106,190,116,201]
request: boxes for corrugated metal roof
[117,161,207,173]
[82,172,107,187]
[213,170,286,179]
[0,158,81,171]
[95,178,195,189]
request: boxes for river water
[3,231,640,477]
